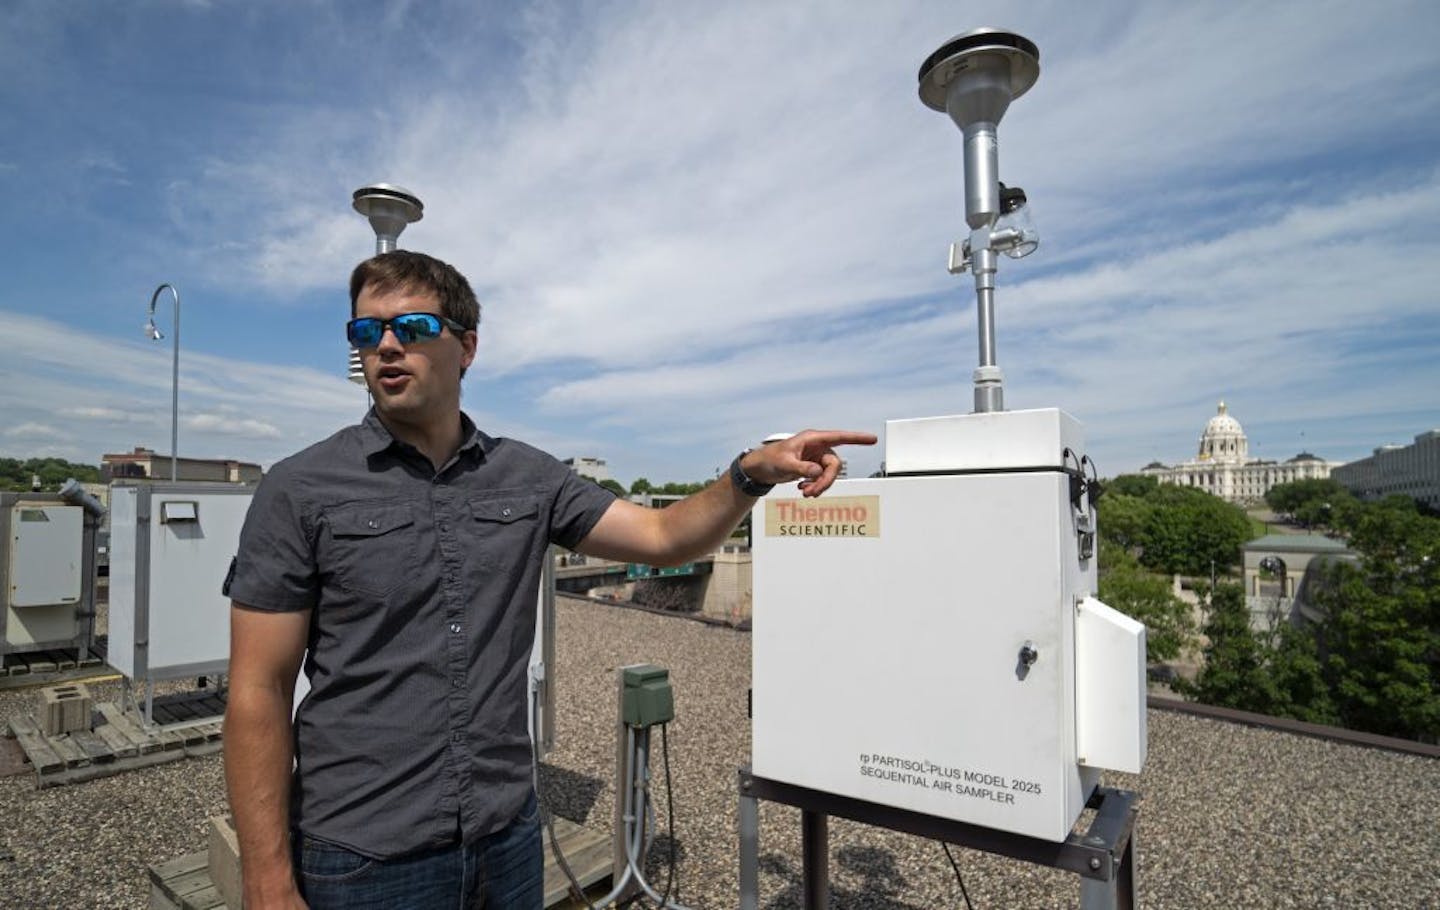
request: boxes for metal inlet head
[353,183,424,253]
[918,28,1039,129]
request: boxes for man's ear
[460,330,478,370]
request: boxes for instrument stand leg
[1080,823,1135,910]
[739,778,760,910]
[801,810,829,909]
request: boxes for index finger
[795,429,878,448]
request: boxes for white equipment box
[752,409,1145,842]
[2,498,89,652]
[108,483,254,682]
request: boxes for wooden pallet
[4,701,223,788]
[149,852,225,910]
[148,817,614,910]
[544,815,616,908]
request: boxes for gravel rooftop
[2,596,1438,908]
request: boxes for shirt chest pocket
[324,501,418,598]
[468,496,542,563]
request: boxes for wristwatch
[729,450,774,497]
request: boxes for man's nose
[374,324,404,355]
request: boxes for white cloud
[184,413,284,439]
[0,308,361,465]
[3,0,1438,484]
[6,422,61,439]
[57,406,147,422]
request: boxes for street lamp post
[145,283,181,482]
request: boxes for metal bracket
[738,767,1139,909]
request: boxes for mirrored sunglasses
[346,312,467,349]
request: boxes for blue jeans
[294,792,543,909]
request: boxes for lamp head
[353,183,424,253]
[144,318,164,341]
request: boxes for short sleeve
[225,464,319,611]
[547,462,618,551]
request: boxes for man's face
[354,283,476,430]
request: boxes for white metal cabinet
[751,409,1145,842]
[108,483,254,682]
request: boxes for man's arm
[224,604,311,909]
[576,429,876,566]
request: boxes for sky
[2,0,1438,486]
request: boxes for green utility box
[621,664,675,728]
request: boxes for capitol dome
[1141,400,1337,504]
[1197,400,1248,463]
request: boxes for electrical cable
[658,723,678,905]
[622,729,694,909]
[531,705,610,910]
[941,842,975,910]
[531,694,690,909]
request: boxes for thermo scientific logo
[764,496,880,538]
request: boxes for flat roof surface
[2,598,1436,907]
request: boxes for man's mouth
[376,365,410,391]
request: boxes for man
[223,250,874,909]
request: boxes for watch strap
[729,451,774,497]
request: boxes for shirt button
[452,677,463,688]
[450,623,461,634]
[366,519,378,529]
[440,521,448,532]
[502,507,512,517]
[451,731,464,743]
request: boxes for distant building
[101,447,261,484]
[563,456,610,483]
[1140,402,1342,505]
[1241,533,1355,632]
[628,493,685,509]
[1332,429,1440,512]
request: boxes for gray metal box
[1,495,92,654]
[9,504,83,608]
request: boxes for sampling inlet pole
[918,29,1040,412]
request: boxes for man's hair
[349,250,481,330]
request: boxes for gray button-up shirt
[226,410,615,858]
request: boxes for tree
[0,457,101,492]
[1304,503,1440,741]
[1097,479,1255,575]
[659,481,706,495]
[1181,582,1281,713]
[1097,549,1193,663]
[630,477,653,495]
[1179,493,1439,742]
[1097,493,1152,557]
[1267,621,1339,726]
[1138,485,1254,576]
[598,478,626,497]
[1265,478,1354,531]
[1181,581,1340,724]
[1106,473,1159,498]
